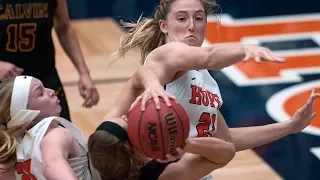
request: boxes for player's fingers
[141,92,152,111]
[91,88,99,105]
[130,96,142,111]
[176,147,185,156]
[243,54,251,61]
[13,66,23,75]
[311,112,317,120]
[165,154,176,161]
[165,92,177,102]
[8,69,19,77]
[254,56,261,63]
[157,90,171,107]
[79,84,86,98]
[151,90,161,109]
[84,98,93,108]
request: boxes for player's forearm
[55,26,89,75]
[230,121,292,151]
[132,66,161,90]
[159,138,235,180]
[184,137,235,164]
[206,44,246,70]
[42,159,77,180]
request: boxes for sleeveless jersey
[0,0,57,77]
[144,52,223,180]
[144,52,223,137]
[14,117,99,180]
[165,69,223,138]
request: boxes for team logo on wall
[204,13,320,160]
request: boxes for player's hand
[0,61,24,80]
[242,45,286,63]
[78,73,99,108]
[155,148,184,163]
[288,88,320,134]
[130,83,177,111]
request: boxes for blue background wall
[67,0,320,20]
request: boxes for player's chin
[56,105,62,115]
[185,40,201,47]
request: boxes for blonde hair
[88,131,143,180]
[109,0,218,66]
[0,78,31,171]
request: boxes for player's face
[27,78,61,120]
[160,0,207,47]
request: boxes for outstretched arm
[145,41,285,74]
[136,42,285,95]
[215,89,320,152]
[159,137,235,180]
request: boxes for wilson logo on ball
[164,112,178,153]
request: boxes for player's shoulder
[150,42,188,63]
[42,127,73,144]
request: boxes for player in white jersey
[0,76,99,180]
[0,71,234,180]
[109,0,320,179]
[161,69,222,138]
[0,73,235,180]
[86,66,235,180]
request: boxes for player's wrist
[143,81,162,90]
[78,70,90,76]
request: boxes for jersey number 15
[6,23,37,52]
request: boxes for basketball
[127,98,190,159]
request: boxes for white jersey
[145,52,223,180]
[165,70,223,138]
[14,116,99,180]
[166,70,222,180]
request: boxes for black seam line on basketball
[139,100,153,157]
[157,109,166,159]
[171,106,186,146]
[139,110,148,157]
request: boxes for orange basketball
[127,98,190,159]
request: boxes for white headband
[7,76,40,129]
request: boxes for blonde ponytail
[0,78,31,171]
[0,131,17,170]
[109,17,166,66]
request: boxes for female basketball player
[0,76,99,180]
[111,0,319,151]
[104,0,320,179]
[87,64,319,180]
[0,0,99,121]
[88,66,236,180]
[0,74,234,180]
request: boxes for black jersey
[0,0,57,77]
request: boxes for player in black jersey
[0,0,99,121]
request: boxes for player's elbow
[215,141,236,165]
